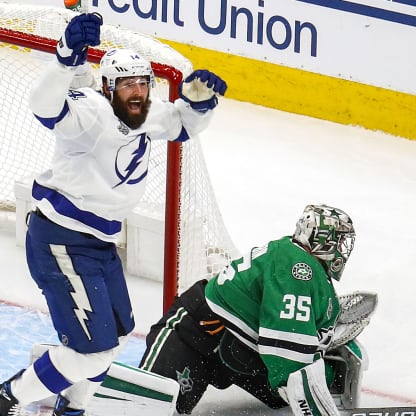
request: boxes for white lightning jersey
[28,60,212,242]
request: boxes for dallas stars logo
[292,262,313,281]
[176,367,194,394]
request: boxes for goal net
[0,2,239,309]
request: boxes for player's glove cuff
[56,38,88,67]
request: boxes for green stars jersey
[205,236,340,389]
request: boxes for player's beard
[112,93,151,130]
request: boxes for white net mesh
[0,3,193,76]
[0,2,239,293]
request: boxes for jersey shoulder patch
[291,262,313,281]
[67,89,87,100]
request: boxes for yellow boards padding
[162,39,416,141]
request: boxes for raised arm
[28,13,102,126]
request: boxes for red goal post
[0,4,238,312]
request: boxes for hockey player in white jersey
[0,12,227,416]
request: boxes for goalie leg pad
[89,362,179,416]
[285,359,340,416]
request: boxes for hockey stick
[33,405,416,416]
[276,406,416,415]
[342,407,416,416]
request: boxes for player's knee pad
[49,345,115,382]
[31,335,131,383]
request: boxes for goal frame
[0,28,181,312]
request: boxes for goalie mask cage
[0,3,239,311]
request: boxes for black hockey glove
[179,70,227,113]
[56,13,102,67]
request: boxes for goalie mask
[100,48,155,94]
[293,204,355,281]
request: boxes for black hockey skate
[0,371,22,416]
[53,395,84,416]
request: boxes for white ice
[0,97,415,414]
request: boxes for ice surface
[1,97,415,414]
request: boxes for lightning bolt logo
[50,244,93,341]
[114,133,149,188]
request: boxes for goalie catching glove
[179,70,227,113]
[56,13,103,67]
[331,291,378,350]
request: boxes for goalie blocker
[30,344,179,416]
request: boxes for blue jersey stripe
[88,370,107,383]
[32,181,122,236]
[173,126,190,142]
[33,101,70,130]
[297,0,416,27]
[34,351,72,393]
[393,0,416,6]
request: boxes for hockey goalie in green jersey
[140,204,377,415]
